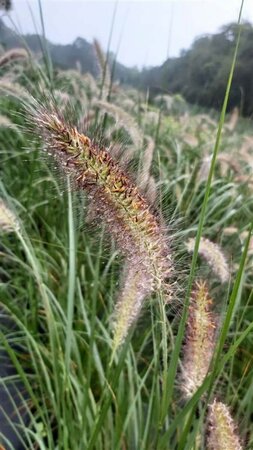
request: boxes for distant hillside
[140,21,253,117]
[1,19,253,116]
[0,19,140,84]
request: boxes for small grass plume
[186,237,229,283]
[25,98,173,349]
[180,280,217,398]
[138,136,155,191]
[0,48,28,67]
[208,399,242,450]
[94,99,143,147]
[0,198,19,233]
[0,114,19,132]
[113,263,152,349]
[93,38,111,101]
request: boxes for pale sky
[1,0,252,68]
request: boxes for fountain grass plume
[198,153,241,183]
[208,399,243,450]
[26,98,173,349]
[94,99,143,148]
[181,280,217,398]
[138,136,155,190]
[186,237,229,283]
[93,39,111,100]
[0,79,29,102]
[0,48,28,67]
[113,261,152,350]
[145,176,157,205]
[0,114,20,132]
[0,198,19,233]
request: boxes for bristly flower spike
[181,280,217,398]
[0,198,19,233]
[208,399,243,450]
[0,48,28,68]
[27,99,173,349]
[186,237,229,283]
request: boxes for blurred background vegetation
[1,18,253,115]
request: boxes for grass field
[0,12,253,449]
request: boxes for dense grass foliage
[0,34,253,449]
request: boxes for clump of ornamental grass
[186,237,230,283]
[181,280,217,398]
[208,399,243,450]
[25,98,173,350]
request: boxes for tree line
[138,22,253,117]
[1,18,253,116]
